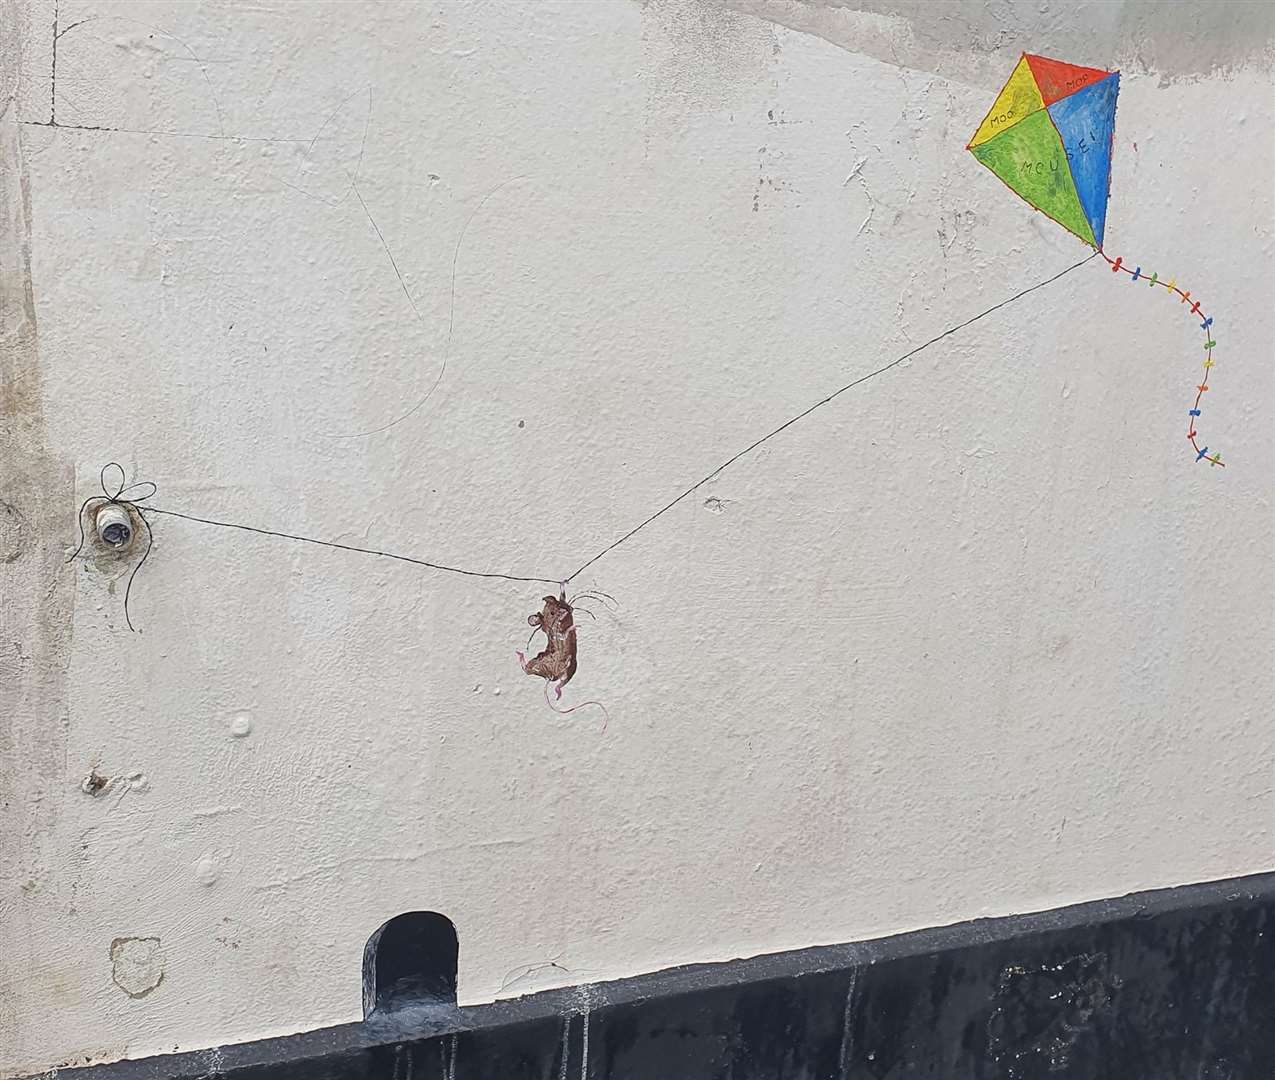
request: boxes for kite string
[77,253,1096,626]
[563,251,1099,582]
[140,505,562,586]
[1100,252,1224,466]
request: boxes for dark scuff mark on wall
[718,0,1275,86]
[0,0,75,1052]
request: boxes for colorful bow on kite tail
[967,53,1224,467]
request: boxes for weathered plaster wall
[1,0,1272,1074]
[1,0,77,1069]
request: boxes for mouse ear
[527,613,542,627]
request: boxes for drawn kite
[968,54,1224,466]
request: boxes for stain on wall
[987,952,1122,1077]
[719,0,1275,93]
[0,0,74,1059]
[109,937,165,999]
[721,0,1275,87]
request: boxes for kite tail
[1101,252,1225,468]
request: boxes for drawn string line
[563,250,1099,581]
[79,253,1095,623]
[138,506,562,587]
[1101,252,1224,466]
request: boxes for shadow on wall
[362,912,459,1017]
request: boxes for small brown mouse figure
[517,590,577,698]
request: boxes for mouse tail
[542,680,609,732]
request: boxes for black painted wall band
[45,870,1275,1080]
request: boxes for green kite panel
[970,109,1096,247]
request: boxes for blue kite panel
[1048,73,1120,248]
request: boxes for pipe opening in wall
[94,503,135,550]
[362,911,458,1017]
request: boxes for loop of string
[67,462,157,632]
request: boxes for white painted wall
[2,1,1272,1074]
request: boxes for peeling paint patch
[81,769,110,796]
[80,768,148,800]
[109,936,165,998]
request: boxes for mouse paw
[516,650,528,671]
[554,681,564,700]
